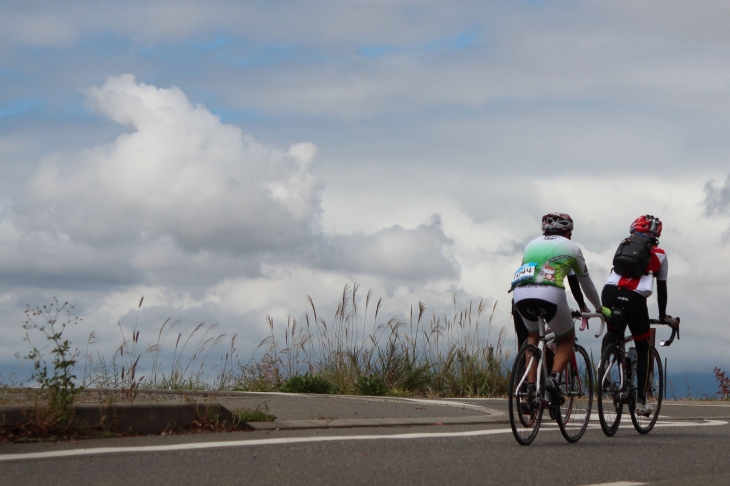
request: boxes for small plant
[233,353,282,392]
[714,367,730,400]
[280,373,336,394]
[353,375,387,396]
[19,299,83,429]
[236,405,276,423]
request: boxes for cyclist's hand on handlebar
[599,306,612,319]
[660,314,679,328]
[579,307,591,331]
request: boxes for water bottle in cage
[627,347,637,377]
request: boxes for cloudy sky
[2,0,730,383]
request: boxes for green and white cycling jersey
[511,235,590,290]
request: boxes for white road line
[0,420,725,463]
[0,428,530,462]
[580,482,647,486]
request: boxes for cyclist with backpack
[510,212,606,405]
[601,215,677,417]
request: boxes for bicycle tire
[597,343,623,437]
[509,344,544,445]
[630,346,663,434]
[557,344,593,443]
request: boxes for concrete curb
[249,414,509,430]
[0,402,243,435]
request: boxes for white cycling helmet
[541,212,574,233]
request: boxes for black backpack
[612,235,654,278]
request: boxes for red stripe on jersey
[647,251,662,274]
[617,275,639,290]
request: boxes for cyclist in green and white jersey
[510,212,608,404]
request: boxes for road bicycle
[508,308,605,445]
[596,315,680,436]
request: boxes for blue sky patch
[358,45,398,58]
[359,29,480,59]
[200,34,230,51]
[0,99,42,119]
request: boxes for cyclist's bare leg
[525,332,540,382]
[551,332,575,374]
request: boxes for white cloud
[27,74,321,255]
[9,75,458,290]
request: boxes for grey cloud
[704,174,730,217]
[314,214,459,283]
[495,234,535,257]
[704,174,730,242]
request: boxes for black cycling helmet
[542,212,574,234]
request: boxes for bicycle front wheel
[597,343,623,437]
[508,344,543,445]
[631,346,663,434]
[557,344,593,443]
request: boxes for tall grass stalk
[74,284,510,398]
[234,283,511,397]
[84,298,233,394]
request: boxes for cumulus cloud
[14,74,457,286]
[27,74,321,255]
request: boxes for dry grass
[233,283,511,397]
[26,284,510,399]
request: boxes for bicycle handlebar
[572,309,681,346]
[649,317,681,347]
[570,310,606,338]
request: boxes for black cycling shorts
[601,284,651,342]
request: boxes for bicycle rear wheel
[597,343,623,437]
[631,346,663,434]
[557,344,593,443]
[508,344,544,445]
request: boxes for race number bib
[511,262,537,288]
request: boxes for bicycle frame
[515,314,551,405]
[600,318,679,402]
[517,311,605,406]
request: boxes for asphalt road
[1,399,729,485]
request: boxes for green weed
[353,376,387,396]
[19,299,84,429]
[280,374,336,394]
[236,405,276,423]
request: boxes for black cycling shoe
[545,377,565,406]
